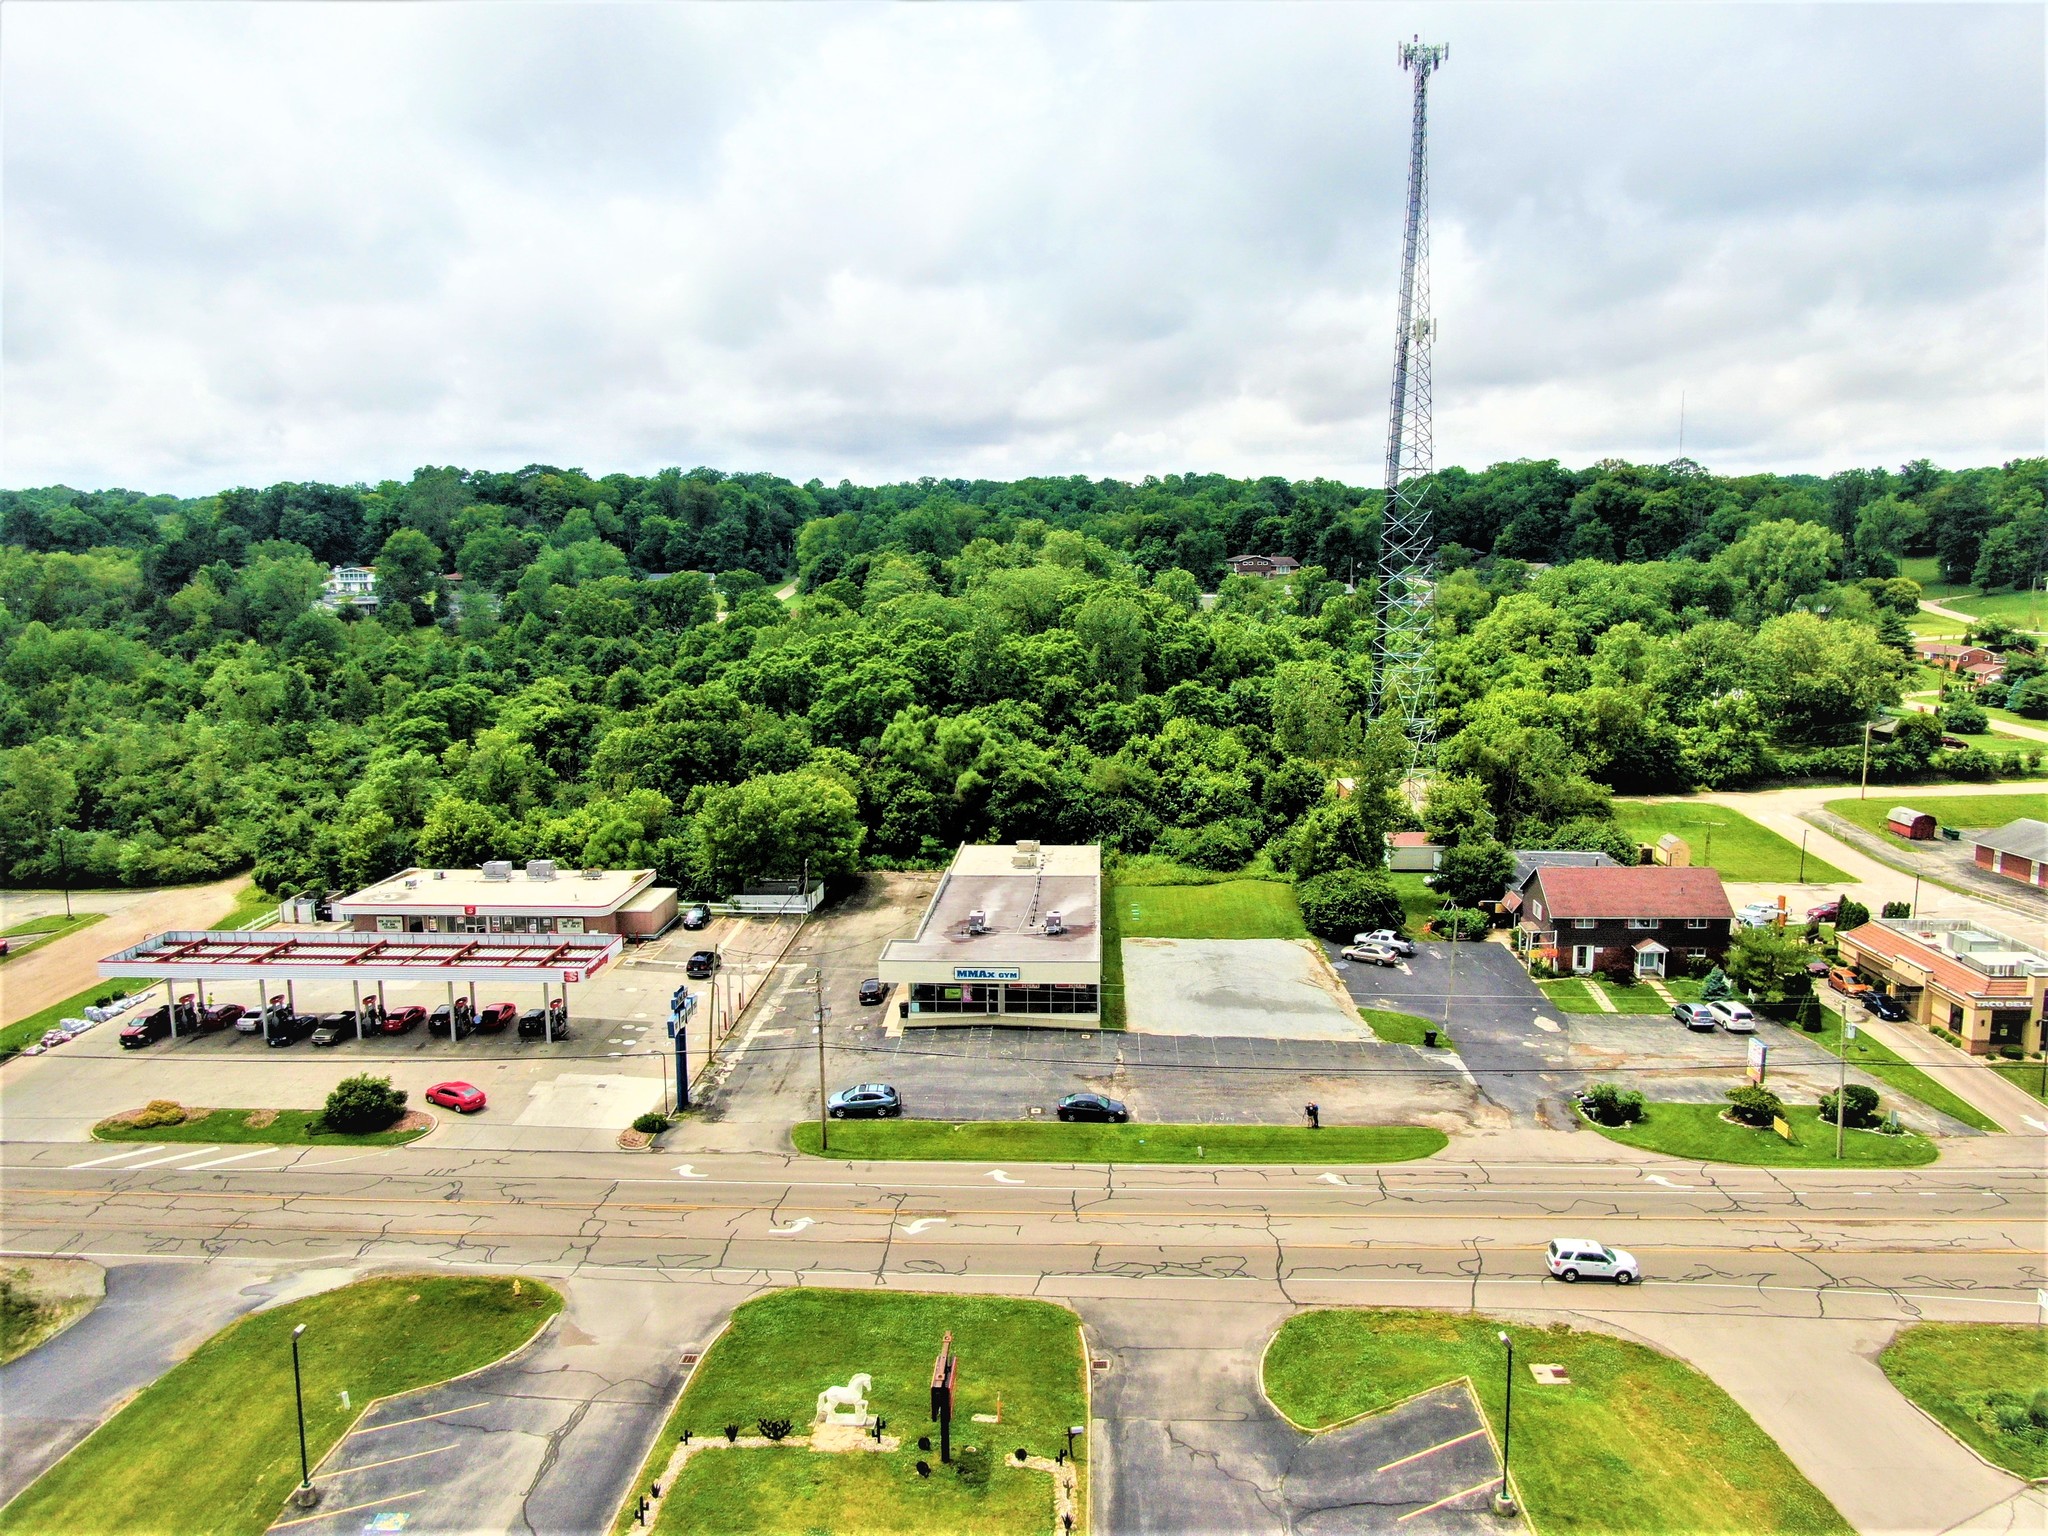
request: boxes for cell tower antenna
[1375,36,1449,777]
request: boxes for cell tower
[1375,37,1449,774]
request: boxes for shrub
[1582,1082,1645,1126]
[1295,866,1404,939]
[1818,1083,1881,1129]
[724,1423,740,1442]
[1699,966,1731,1002]
[1600,957,1635,986]
[322,1074,407,1133]
[1428,907,1489,941]
[1527,957,1557,979]
[1836,899,1871,932]
[1940,700,1988,734]
[1725,1085,1784,1126]
[757,1417,793,1442]
[129,1099,188,1129]
[1684,951,1714,978]
[1880,901,1911,919]
[632,1112,671,1135]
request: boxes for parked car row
[823,1084,1131,1124]
[1669,999,1755,1033]
[122,995,570,1049]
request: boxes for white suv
[1546,1238,1640,1284]
[1352,930,1416,956]
[1735,902,1783,928]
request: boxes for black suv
[266,1013,317,1048]
[686,950,720,979]
[680,904,711,931]
[519,1002,569,1040]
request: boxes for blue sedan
[827,1083,901,1119]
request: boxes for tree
[323,1074,407,1132]
[1295,867,1404,939]
[1436,837,1513,910]
[1819,1083,1880,1130]
[1421,776,1498,847]
[415,797,511,867]
[1700,966,1731,1000]
[1970,500,2047,590]
[0,750,77,882]
[1941,700,1988,735]
[1711,518,1841,622]
[375,527,442,618]
[691,770,863,895]
[1836,898,1871,931]
[1724,925,1813,1004]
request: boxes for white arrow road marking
[900,1218,947,1235]
[2023,1116,2048,1133]
[768,1217,815,1235]
[1645,1175,1693,1190]
[1317,1173,1348,1186]
[986,1170,1023,1184]
[674,1164,709,1179]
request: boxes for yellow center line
[269,1487,429,1531]
[1398,1475,1502,1521]
[1377,1426,1486,1472]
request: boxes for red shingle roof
[1837,922,2036,1002]
[1530,865,1733,920]
[1390,831,1436,847]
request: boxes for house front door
[1571,945,1597,975]
[1635,948,1666,978]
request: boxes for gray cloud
[3,2,2041,495]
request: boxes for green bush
[323,1074,407,1133]
[1941,700,1988,734]
[1295,867,1404,939]
[1700,966,1732,1002]
[952,1443,991,1488]
[1725,1085,1784,1127]
[1582,1082,1645,1126]
[128,1099,189,1129]
[1428,907,1489,941]
[1818,1083,1881,1129]
[1836,899,1871,931]
[1880,901,1911,919]
[632,1111,671,1135]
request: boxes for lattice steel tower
[1375,37,1448,772]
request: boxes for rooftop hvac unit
[526,860,557,881]
[432,871,446,880]
[581,867,604,880]
[966,909,990,935]
[482,861,514,881]
[1016,839,1040,853]
[403,879,419,890]
[1044,911,1065,936]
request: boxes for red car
[425,1081,486,1114]
[381,1005,426,1035]
[199,1002,247,1031]
[1806,900,1841,923]
[476,1002,518,1033]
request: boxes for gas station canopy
[99,929,623,985]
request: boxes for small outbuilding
[1387,831,1444,872]
[1651,833,1691,867]
[1972,818,2048,889]
[1887,807,1938,841]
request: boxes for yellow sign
[1772,1116,1794,1141]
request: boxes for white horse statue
[815,1372,874,1425]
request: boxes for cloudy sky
[4,3,2041,496]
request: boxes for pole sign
[930,1330,958,1464]
[1746,1036,1769,1085]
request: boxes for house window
[1685,948,1707,962]
[1686,918,1710,930]
[1627,918,1658,930]
[1574,918,1596,930]
[1948,1003,1965,1031]
[1529,902,1544,921]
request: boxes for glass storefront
[906,982,1100,1016]
[1003,983,1099,1015]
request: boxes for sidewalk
[1845,1003,2048,1136]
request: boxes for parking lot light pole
[291,1324,313,1503]
[1494,1330,1516,1516]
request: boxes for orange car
[1825,965,1871,996]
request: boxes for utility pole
[1859,720,1873,799]
[1798,829,1808,884]
[1836,1021,1855,1160]
[814,963,829,1152]
[1374,36,1451,778]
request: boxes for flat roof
[99,930,622,984]
[880,844,1100,969]
[335,866,655,916]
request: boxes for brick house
[1915,642,2002,674]
[1515,865,1734,979]
[1222,554,1302,579]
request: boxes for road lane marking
[1318,1174,1349,1186]
[269,1488,430,1530]
[323,1442,460,1476]
[68,1146,167,1167]
[1645,1176,1693,1190]
[768,1217,816,1235]
[900,1218,946,1235]
[185,1149,282,1170]
[119,1148,219,1169]
[351,1402,494,1434]
[1398,1475,1501,1520]
[987,1171,1022,1184]
[674,1165,709,1178]
[1378,1427,1486,1472]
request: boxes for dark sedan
[1863,991,1910,1022]
[826,1083,901,1119]
[680,904,711,931]
[266,1014,316,1048]
[1055,1092,1128,1124]
[686,950,720,979]
[858,978,887,1006]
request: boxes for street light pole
[291,1324,312,1501]
[1494,1329,1516,1516]
[1798,829,1808,884]
[1859,720,1873,800]
[815,965,829,1153]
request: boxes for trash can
[899,1001,909,1019]
[1423,1027,1438,1048]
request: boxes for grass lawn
[1100,875,1126,1031]
[0,976,151,1057]
[623,1290,1088,1536]
[1388,872,1443,933]
[1264,1309,1851,1536]
[1878,1323,2048,1480]
[0,910,108,963]
[1905,611,1968,638]
[1989,1060,2048,1104]
[1613,800,1852,883]
[1359,1007,1449,1047]
[1118,880,1306,939]
[791,1119,1446,1164]
[1538,979,1605,1013]
[0,1264,100,1366]
[1578,1102,1937,1167]
[0,1275,561,1536]
[1824,792,2048,841]
[1536,976,1700,1014]
[1785,1004,2000,1132]
[94,1107,429,1146]
[210,881,276,930]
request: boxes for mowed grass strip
[1358,1007,1449,1047]
[1118,880,1307,939]
[1613,800,1852,883]
[623,1290,1088,1536]
[1577,1102,1937,1167]
[792,1119,1445,1164]
[0,910,108,963]
[0,1275,561,1536]
[1879,1323,2048,1480]
[1264,1309,1853,1535]
[94,1107,428,1147]
[0,976,152,1056]
[1823,792,2048,841]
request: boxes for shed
[1387,831,1444,872]
[1887,807,1937,840]
[1652,833,1691,867]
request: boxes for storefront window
[1988,1009,2027,1045]
[909,983,1000,1014]
[1002,983,1100,1016]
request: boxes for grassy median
[1577,1102,1938,1167]
[0,1274,561,1536]
[791,1119,1445,1163]
[1879,1322,2048,1480]
[623,1289,1087,1536]
[1265,1309,1852,1535]
[0,910,108,964]
[1359,1007,1449,1047]
[0,976,151,1056]
[93,1106,430,1146]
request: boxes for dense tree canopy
[0,454,2039,893]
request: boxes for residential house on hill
[1222,553,1302,579]
[1514,865,1733,980]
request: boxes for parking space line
[119,1148,219,1169]
[185,1148,281,1170]
[1377,1427,1485,1472]
[68,1146,164,1167]
[324,1441,460,1476]
[269,1487,430,1530]
[1398,1476,1501,1521]
[351,1401,494,1434]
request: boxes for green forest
[2,454,2042,902]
